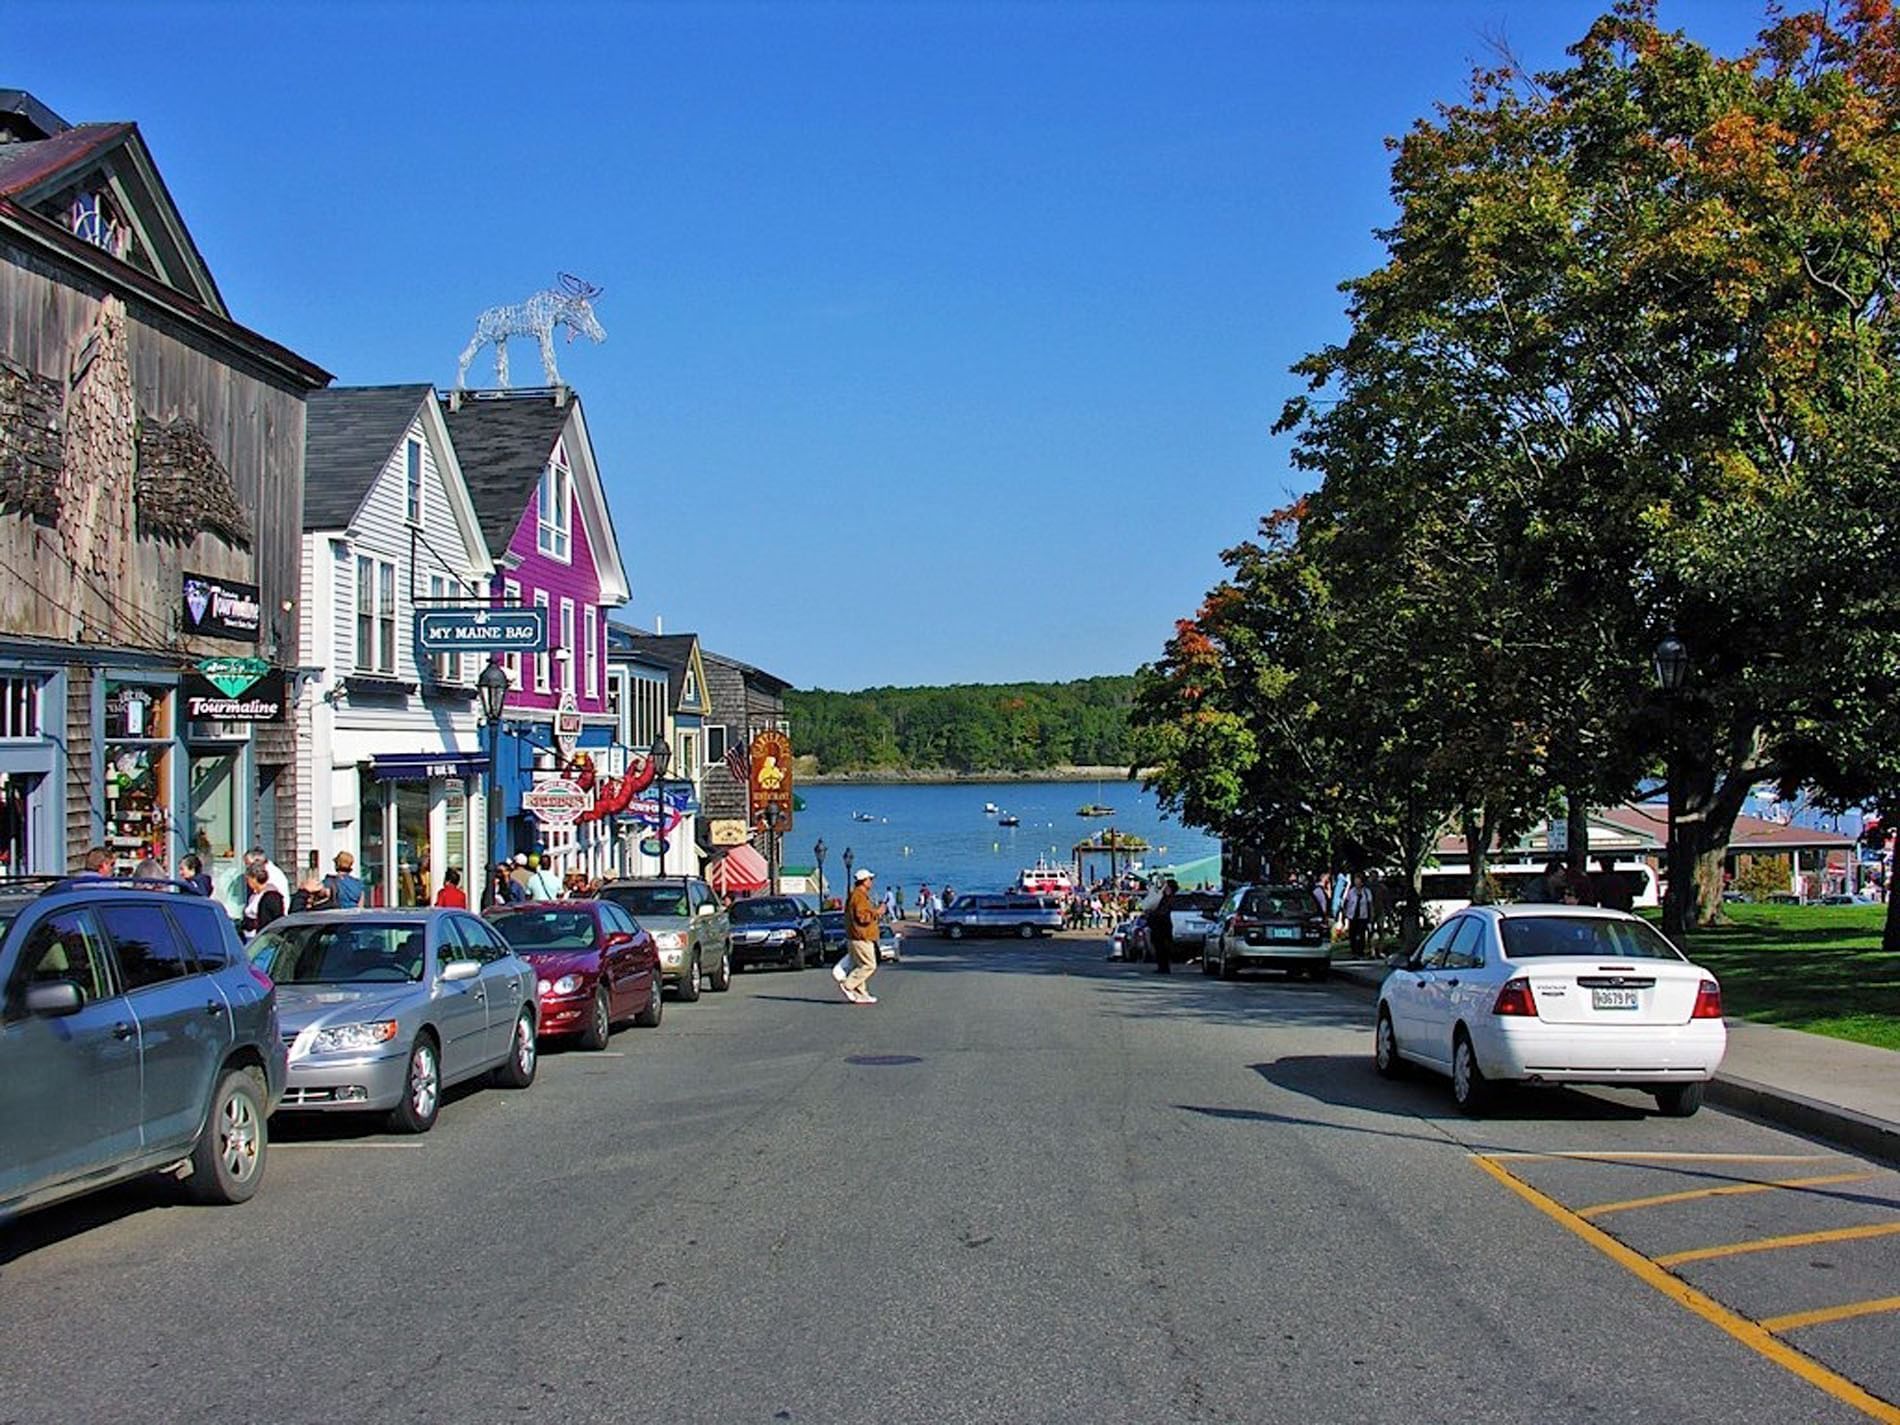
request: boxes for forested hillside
[789,676,1135,774]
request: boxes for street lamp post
[842,846,854,899]
[1654,635,1691,935]
[761,802,782,895]
[647,734,671,876]
[477,661,511,908]
[814,838,827,908]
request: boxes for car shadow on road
[0,1178,179,1266]
[271,1078,487,1142]
[1250,1055,1653,1123]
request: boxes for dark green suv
[0,876,286,1220]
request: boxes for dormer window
[684,667,698,703]
[537,449,572,561]
[68,190,127,258]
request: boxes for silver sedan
[248,909,539,1133]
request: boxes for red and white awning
[707,842,768,895]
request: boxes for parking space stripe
[1484,1151,1840,1164]
[1578,1172,1875,1219]
[1472,1154,1900,1425]
[1654,1221,1900,1268]
[1763,1297,1900,1334]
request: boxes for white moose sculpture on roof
[455,273,606,389]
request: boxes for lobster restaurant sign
[183,657,285,723]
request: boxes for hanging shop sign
[640,836,667,857]
[415,605,547,654]
[748,729,794,833]
[182,572,262,642]
[554,693,582,762]
[182,657,285,723]
[709,819,751,847]
[522,780,589,825]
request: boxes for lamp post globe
[1653,635,1691,933]
[646,735,671,875]
[1653,635,1690,695]
[477,660,510,725]
[814,838,827,905]
[842,847,854,888]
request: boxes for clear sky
[13,1,1762,691]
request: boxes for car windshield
[602,884,689,917]
[820,911,845,931]
[489,909,599,951]
[251,922,429,983]
[1500,915,1686,962]
[1250,887,1317,918]
[731,897,802,923]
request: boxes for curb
[1704,1074,1900,1169]
[1324,961,1900,1167]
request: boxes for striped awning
[707,842,768,895]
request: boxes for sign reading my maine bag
[182,572,262,641]
[182,657,286,723]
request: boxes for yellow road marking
[1764,1297,1900,1334]
[1578,1172,1875,1219]
[1485,1151,1840,1164]
[1472,1154,1900,1425]
[1655,1221,1900,1268]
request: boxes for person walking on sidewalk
[834,867,882,1004]
[1144,879,1178,974]
[1343,873,1374,957]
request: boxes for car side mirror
[439,959,481,982]
[696,904,716,918]
[24,980,83,1017]
[1385,952,1410,970]
[603,931,633,949]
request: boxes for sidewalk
[1330,959,1900,1165]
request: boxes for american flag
[725,742,751,786]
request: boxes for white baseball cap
[854,867,874,881]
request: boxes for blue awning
[368,752,489,782]
[578,725,614,749]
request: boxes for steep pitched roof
[302,385,436,530]
[439,392,574,557]
[701,645,793,695]
[616,629,705,710]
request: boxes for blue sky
[14,1,1762,690]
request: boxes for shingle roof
[616,629,700,708]
[0,122,127,198]
[439,392,572,558]
[701,646,793,694]
[302,385,433,531]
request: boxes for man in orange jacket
[835,867,882,1004]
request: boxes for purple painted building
[442,387,628,873]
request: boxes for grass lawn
[1654,903,1900,1052]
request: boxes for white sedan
[1374,905,1726,1117]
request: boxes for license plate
[1591,988,1639,1011]
[1270,927,1298,941]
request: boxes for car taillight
[1492,978,1538,1016]
[1231,917,1259,933]
[1692,980,1723,1019]
[249,963,274,994]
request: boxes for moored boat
[1016,855,1074,896]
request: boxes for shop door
[188,749,245,908]
[395,783,431,907]
[0,771,42,879]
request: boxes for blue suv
[0,877,286,1220]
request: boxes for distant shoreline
[802,765,1146,787]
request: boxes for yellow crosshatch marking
[1577,1171,1876,1219]
[1654,1221,1900,1268]
[1763,1297,1900,1334]
[1471,1154,1900,1425]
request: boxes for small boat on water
[997,812,1020,827]
[851,811,878,822]
[983,802,999,815]
[1076,803,1116,817]
[1017,855,1074,896]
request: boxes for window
[706,725,727,765]
[583,608,599,700]
[1444,918,1485,970]
[534,591,551,693]
[168,900,234,970]
[684,667,698,703]
[503,579,523,690]
[428,575,462,684]
[355,556,397,674]
[1411,919,1459,970]
[607,670,625,738]
[98,903,195,992]
[1500,916,1685,962]
[69,191,128,257]
[0,676,41,740]
[8,909,112,1016]
[405,438,424,525]
[560,599,576,697]
[676,730,699,780]
[537,450,572,560]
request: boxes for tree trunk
[1462,806,1491,904]
[1884,893,1900,955]
[1565,791,1591,879]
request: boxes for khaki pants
[844,938,878,994]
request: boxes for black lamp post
[1654,635,1690,934]
[814,838,828,908]
[477,661,511,908]
[761,802,782,895]
[842,846,854,896]
[647,734,671,875]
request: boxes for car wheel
[710,948,734,991]
[1653,1083,1704,1118]
[1201,942,1218,976]
[1219,954,1237,981]
[1374,1009,1403,1079]
[1451,1031,1489,1116]
[947,923,964,941]
[579,987,612,1051]
[1018,923,1036,940]
[493,1010,538,1088]
[678,951,703,1002]
[633,973,664,1027]
[387,1034,441,1134]
[186,1066,268,1204]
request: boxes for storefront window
[361,777,387,906]
[188,752,243,907]
[103,681,172,877]
[444,784,467,888]
[396,783,430,906]
[0,771,39,878]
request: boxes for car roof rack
[30,874,209,897]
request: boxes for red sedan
[486,900,663,1048]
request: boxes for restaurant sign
[748,729,793,832]
[183,657,285,723]
[182,572,262,642]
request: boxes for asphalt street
[1,932,1894,1425]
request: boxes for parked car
[878,920,902,963]
[1204,883,1330,980]
[1816,892,1875,906]
[249,909,538,1134]
[728,894,821,971]
[937,893,1063,940]
[1,876,285,1220]
[1112,914,1151,962]
[1374,905,1726,1117]
[485,899,662,1047]
[1169,890,1225,950]
[597,877,733,999]
[817,910,849,955]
